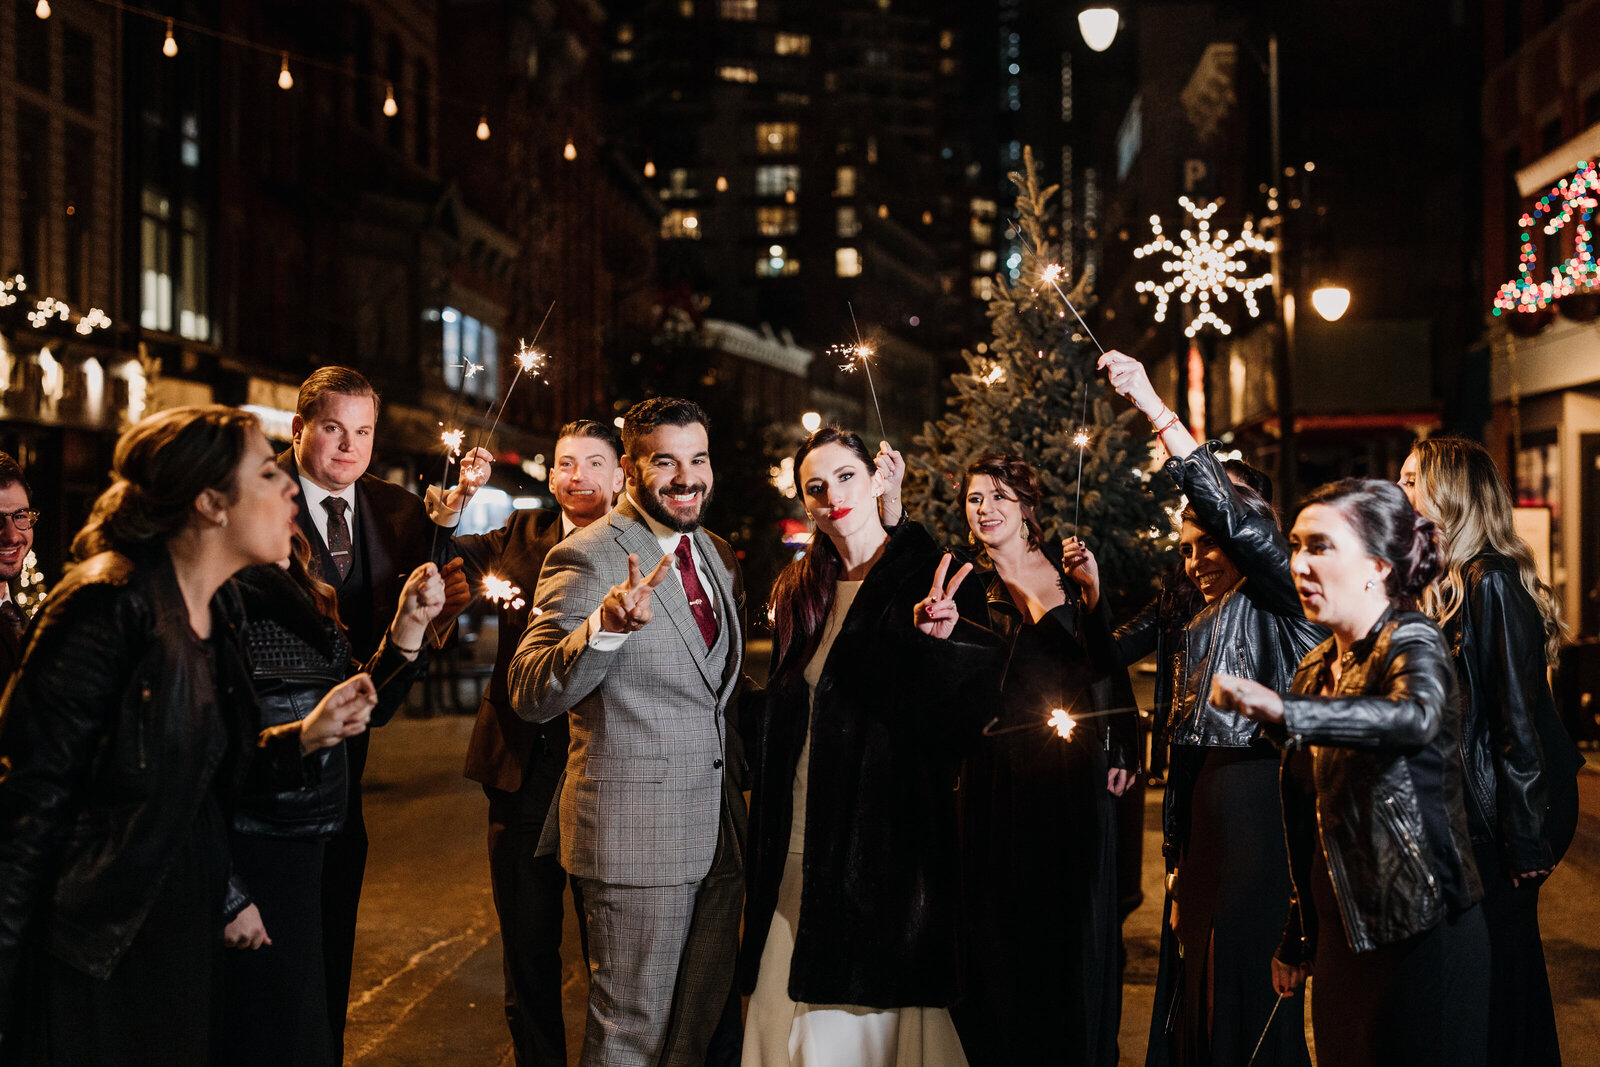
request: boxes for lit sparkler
[440,428,465,458]
[482,575,526,612]
[1047,707,1077,740]
[1007,220,1108,358]
[833,302,889,443]
[477,303,555,454]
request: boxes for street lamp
[1311,286,1350,322]
[1077,6,1120,52]
[801,411,822,434]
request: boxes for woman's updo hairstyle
[1298,477,1441,606]
[72,405,261,561]
[962,452,1045,554]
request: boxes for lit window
[679,0,693,15]
[971,219,992,243]
[757,207,799,236]
[940,57,957,75]
[441,308,499,401]
[617,23,634,43]
[662,210,702,239]
[755,164,800,196]
[756,245,800,277]
[971,276,993,300]
[974,250,997,271]
[720,0,758,19]
[939,29,953,50]
[836,248,862,277]
[756,122,799,155]
[718,66,759,82]
[663,168,697,199]
[836,206,860,238]
[834,166,856,196]
[775,32,810,55]
[866,138,878,164]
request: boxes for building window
[836,206,860,238]
[385,35,405,152]
[973,249,997,272]
[140,190,173,333]
[679,0,694,15]
[775,32,810,55]
[15,0,50,91]
[63,26,94,113]
[755,164,799,196]
[756,245,800,277]
[756,122,799,155]
[662,209,703,239]
[415,63,433,167]
[178,203,210,341]
[720,0,758,19]
[834,166,856,196]
[664,168,698,199]
[757,207,799,236]
[940,29,954,49]
[441,308,499,401]
[971,276,993,300]
[836,248,862,277]
[718,66,759,82]
[617,23,634,42]
[63,129,93,307]
[17,107,48,289]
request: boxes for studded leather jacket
[1276,610,1483,960]
[1442,553,1583,872]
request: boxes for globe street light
[1078,7,1121,52]
[1311,285,1351,322]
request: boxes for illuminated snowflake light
[1134,197,1275,338]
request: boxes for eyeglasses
[0,509,40,531]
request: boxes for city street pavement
[346,680,1600,1065]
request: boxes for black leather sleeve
[1467,568,1558,870]
[1280,620,1452,751]
[450,524,513,589]
[1113,594,1161,668]
[0,584,141,1021]
[1167,446,1301,617]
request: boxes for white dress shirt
[297,477,358,550]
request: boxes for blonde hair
[1411,437,1567,666]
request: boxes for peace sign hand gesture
[914,553,974,640]
[599,553,673,634]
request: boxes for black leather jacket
[1443,553,1584,871]
[1277,610,1483,960]
[1162,446,1327,750]
[0,550,308,1021]
[231,565,423,840]
[1113,562,1202,743]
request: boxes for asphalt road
[343,701,1600,1065]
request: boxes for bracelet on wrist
[390,635,422,655]
[1151,408,1181,434]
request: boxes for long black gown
[954,578,1125,1067]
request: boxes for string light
[644,159,656,178]
[383,81,398,117]
[34,0,49,18]
[1134,196,1275,338]
[1492,159,1599,317]
[278,52,293,90]
[163,19,178,57]
[476,113,491,140]
[2,275,111,336]
[716,175,729,192]
[563,139,577,161]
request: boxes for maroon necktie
[674,535,717,649]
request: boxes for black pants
[321,801,367,1062]
[486,779,586,1067]
[223,833,332,1067]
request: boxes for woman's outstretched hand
[1062,536,1100,613]
[1210,673,1286,725]
[299,673,379,754]
[914,553,973,639]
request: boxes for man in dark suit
[0,452,36,686]
[451,419,625,1067]
[281,366,489,1059]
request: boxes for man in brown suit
[0,453,35,687]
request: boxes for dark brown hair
[0,451,32,505]
[620,397,709,463]
[1299,478,1441,608]
[962,452,1045,556]
[557,418,624,462]
[767,427,877,672]
[287,525,342,629]
[72,406,260,560]
[297,366,381,422]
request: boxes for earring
[1364,578,1377,592]
[217,515,229,528]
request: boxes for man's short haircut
[0,451,31,504]
[620,397,710,462]
[557,419,624,463]
[297,366,381,422]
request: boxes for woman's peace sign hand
[914,553,974,639]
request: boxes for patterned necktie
[0,600,25,641]
[322,497,353,580]
[674,535,717,649]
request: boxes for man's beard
[637,480,713,532]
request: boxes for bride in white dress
[740,428,998,1067]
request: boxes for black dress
[954,575,1125,1067]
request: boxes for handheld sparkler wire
[476,299,557,456]
[979,704,1141,737]
[1007,219,1109,356]
[1245,992,1287,1067]
[844,301,890,443]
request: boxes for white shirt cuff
[423,485,463,529]
[586,607,629,649]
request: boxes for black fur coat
[738,521,999,1007]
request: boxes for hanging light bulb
[644,158,656,178]
[716,175,728,192]
[162,18,178,57]
[563,138,577,161]
[476,112,491,140]
[34,0,49,18]
[1077,6,1120,51]
[278,52,293,90]
[383,81,398,117]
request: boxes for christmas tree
[908,147,1178,615]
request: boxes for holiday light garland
[1,276,112,337]
[1492,159,1600,316]
[1134,197,1276,338]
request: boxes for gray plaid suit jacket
[506,496,744,887]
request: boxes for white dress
[742,580,969,1067]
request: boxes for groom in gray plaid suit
[509,397,745,1066]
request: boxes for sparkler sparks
[440,428,465,457]
[1072,428,1091,449]
[1047,708,1077,740]
[977,362,1006,388]
[513,341,547,376]
[462,360,484,380]
[835,302,889,443]
[482,575,526,611]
